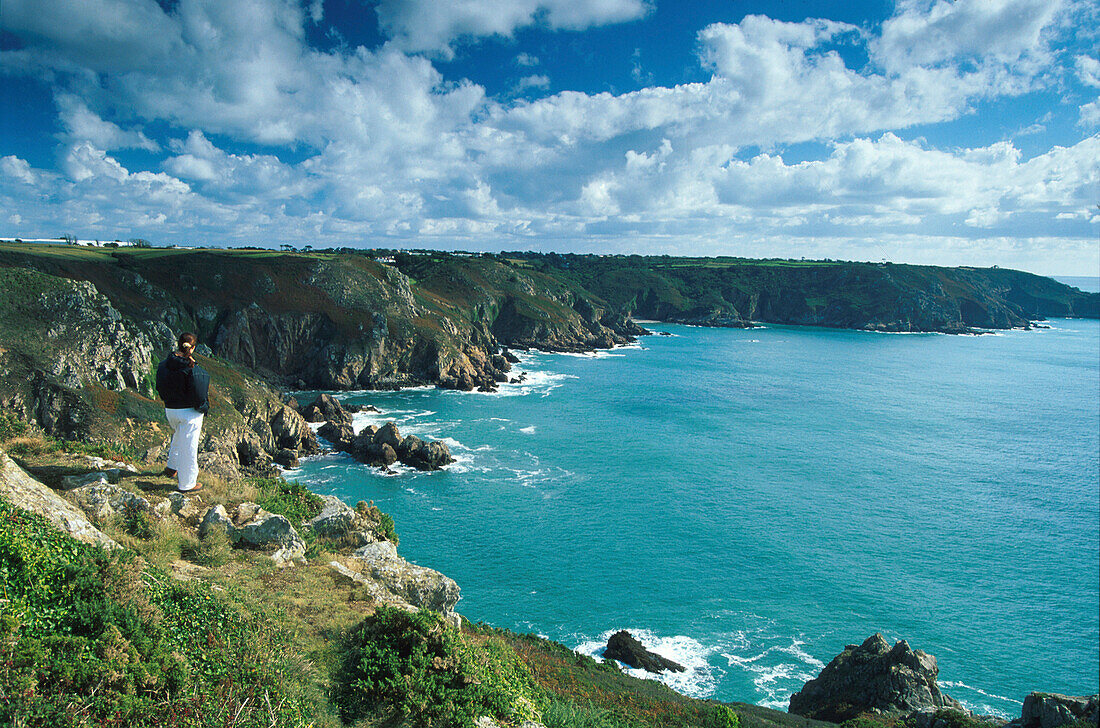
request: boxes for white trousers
[165,408,204,490]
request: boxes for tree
[129,238,153,248]
[60,233,77,245]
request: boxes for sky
[0,0,1098,275]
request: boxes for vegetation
[251,476,324,528]
[0,498,328,727]
[333,606,541,727]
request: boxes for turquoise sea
[290,314,1100,716]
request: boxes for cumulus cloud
[375,0,650,57]
[0,0,1093,273]
[57,94,159,151]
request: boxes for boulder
[60,470,117,489]
[167,491,205,523]
[234,510,306,566]
[306,393,353,427]
[374,421,403,450]
[199,504,234,538]
[318,420,355,450]
[602,631,685,673]
[273,448,299,468]
[789,634,961,722]
[1009,693,1099,728]
[305,495,379,547]
[0,448,118,548]
[66,482,152,523]
[331,540,460,617]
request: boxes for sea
[289,279,1100,717]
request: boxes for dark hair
[177,332,198,356]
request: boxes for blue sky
[1,0,1097,275]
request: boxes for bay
[291,318,1100,716]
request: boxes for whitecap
[573,627,724,699]
[519,425,537,434]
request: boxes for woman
[155,332,210,493]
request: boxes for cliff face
[525,255,1099,333]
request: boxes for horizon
[1,0,1098,276]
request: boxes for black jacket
[156,354,210,413]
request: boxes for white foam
[519,425,537,434]
[574,628,724,699]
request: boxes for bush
[542,699,635,727]
[0,497,318,727]
[333,607,541,727]
[708,705,741,728]
[253,477,323,527]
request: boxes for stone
[199,504,234,538]
[374,421,403,450]
[0,448,118,548]
[273,448,299,468]
[167,491,206,523]
[318,421,355,450]
[235,510,306,566]
[379,442,398,465]
[66,482,152,523]
[60,470,115,489]
[305,495,378,547]
[331,540,460,616]
[602,631,685,673]
[789,634,962,722]
[1010,693,1099,728]
[306,393,353,427]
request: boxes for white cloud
[516,53,540,67]
[57,94,159,151]
[873,0,1063,72]
[1075,55,1100,87]
[1079,100,1100,128]
[515,74,551,93]
[375,0,650,57]
[1,156,37,185]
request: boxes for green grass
[0,496,331,727]
[250,476,324,528]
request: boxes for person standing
[156,332,210,493]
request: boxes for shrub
[253,477,323,527]
[0,497,318,727]
[708,705,741,728]
[333,606,541,727]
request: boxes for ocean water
[290,319,1100,716]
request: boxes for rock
[331,540,460,616]
[199,504,234,538]
[273,448,299,468]
[0,448,118,548]
[300,404,325,422]
[66,482,152,523]
[234,510,305,566]
[307,393,353,427]
[1009,693,1099,728]
[305,495,379,547]
[379,442,398,466]
[374,421,403,450]
[318,420,355,450]
[60,470,116,489]
[79,455,137,473]
[167,491,205,523]
[602,631,685,673]
[789,634,962,722]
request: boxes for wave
[940,680,1021,717]
[573,628,724,699]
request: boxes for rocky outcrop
[788,634,961,722]
[305,495,385,547]
[306,395,453,472]
[1008,693,1099,728]
[0,448,118,548]
[330,540,460,625]
[199,501,305,566]
[602,631,685,673]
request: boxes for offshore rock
[789,634,961,722]
[602,631,686,674]
[0,448,118,549]
[1009,693,1099,728]
[302,394,353,427]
